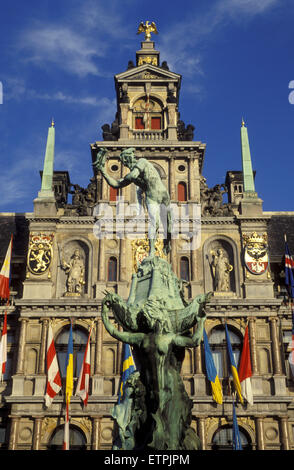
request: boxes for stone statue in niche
[61,249,85,296]
[210,248,233,292]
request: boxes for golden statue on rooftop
[137,21,158,41]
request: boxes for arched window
[208,326,242,379]
[48,425,87,450]
[133,97,163,131]
[56,326,88,379]
[108,257,118,282]
[180,256,190,281]
[110,186,118,202]
[212,425,252,451]
[177,182,187,202]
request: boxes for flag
[76,327,92,406]
[289,312,294,377]
[63,402,70,450]
[238,325,253,405]
[63,322,74,450]
[203,329,223,404]
[0,236,13,301]
[225,323,243,404]
[65,322,74,405]
[0,312,7,382]
[232,397,243,450]
[284,237,294,376]
[118,343,136,403]
[45,322,62,407]
[0,235,12,382]
[285,238,294,299]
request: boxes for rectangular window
[109,186,118,201]
[151,117,161,130]
[135,117,145,129]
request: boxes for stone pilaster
[256,416,265,450]
[8,417,20,450]
[32,417,42,450]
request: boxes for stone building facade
[1,35,294,451]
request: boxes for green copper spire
[38,119,55,198]
[240,119,256,195]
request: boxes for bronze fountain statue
[93,147,212,450]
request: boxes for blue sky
[0,0,294,212]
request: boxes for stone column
[95,318,103,375]
[194,340,202,374]
[248,318,258,374]
[120,238,127,282]
[169,155,176,201]
[191,246,197,282]
[197,417,206,450]
[188,156,195,200]
[39,319,49,374]
[92,416,101,450]
[192,153,201,203]
[98,239,105,281]
[101,177,108,200]
[170,239,177,275]
[32,417,43,450]
[117,326,123,374]
[280,416,290,450]
[16,319,28,374]
[8,417,20,450]
[256,417,265,450]
[270,317,282,375]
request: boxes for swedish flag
[118,343,136,403]
[203,329,223,404]
[225,323,243,404]
[65,322,74,406]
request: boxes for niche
[57,239,90,298]
[203,236,240,297]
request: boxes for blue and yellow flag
[225,323,243,404]
[65,322,74,406]
[203,329,223,404]
[232,397,243,450]
[118,343,136,403]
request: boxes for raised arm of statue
[100,166,140,189]
[174,316,206,348]
[101,303,144,347]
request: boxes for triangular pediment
[115,64,181,82]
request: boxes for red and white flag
[0,236,13,301]
[75,327,92,407]
[0,312,7,382]
[45,322,62,407]
[63,402,70,450]
[238,325,253,405]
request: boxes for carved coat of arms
[242,232,268,275]
[27,233,54,275]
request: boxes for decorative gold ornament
[138,56,158,66]
[131,237,165,272]
[242,232,268,275]
[27,233,54,276]
[137,21,158,41]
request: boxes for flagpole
[63,318,74,450]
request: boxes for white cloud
[18,0,131,78]
[4,76,116,118]
[21,26,105,77]
[219,0,279,16]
